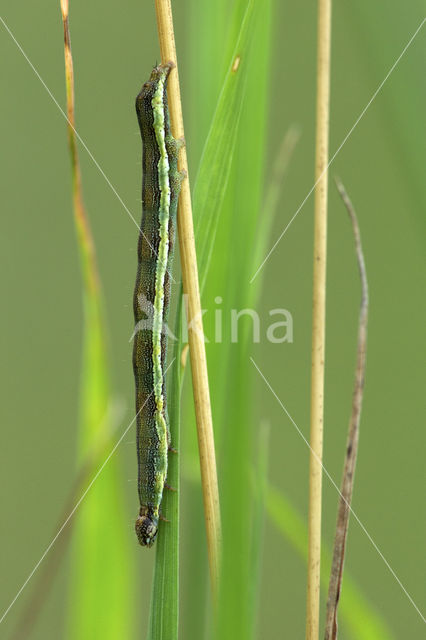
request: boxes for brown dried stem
[324,178,369,640]
[60,0,100,298]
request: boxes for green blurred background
[1,1,425,638]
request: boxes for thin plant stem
[306,0,332,638]
[60,0,101,300]
[154,0,222,599]
[60,5,132,638]
[324,179,369,640]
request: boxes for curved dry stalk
[60,0,100,297]
[306,0,332,638]
[324,178,369,640]
[154,0,221,598]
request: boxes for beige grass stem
[306,1,332,638]
[324,179,369,640]
[154,0,222,597]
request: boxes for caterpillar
[133,62,184,547]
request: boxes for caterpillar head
[135,509,158,547]
[135,61,174,115]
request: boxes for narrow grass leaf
[193,0,259,293]
[248,422,270,639]
[147,294,183,640]
[179,1,268,633]
[212,2,273,639]
[60,4,134,638]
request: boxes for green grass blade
[266,485,395,640]
[248,422,270,638]
[210,1,272,639]
[60,5,134,638]
[192,0,259,293]
[178,3,269,632]
[67,297,134,640]
[182,2,274,639]
[188,0,231,154]
[147,294,183,640]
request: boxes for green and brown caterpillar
[133,62,184,547]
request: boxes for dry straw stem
[324,179,369,640]
[306,0,332,638]
[60,0,100,298]
[154,0,222,596]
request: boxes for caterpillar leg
[167,135,185,157]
